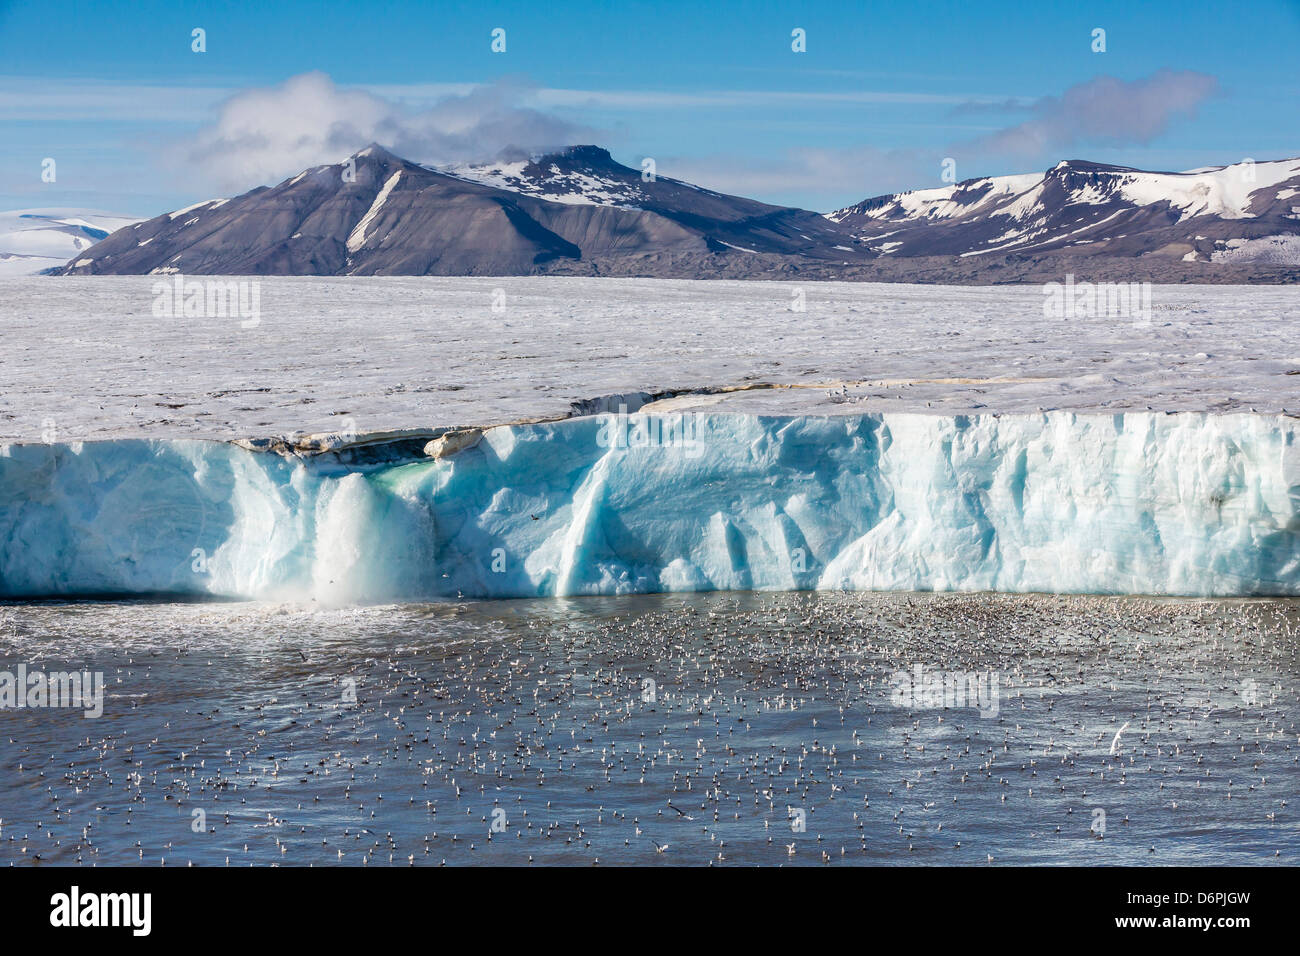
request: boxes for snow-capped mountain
[828,158,1300,263]
[438,145,857,247]
[440,144,860,255]
[52,148,1300,279]
[0,209,140,276]
[59,144,868,277]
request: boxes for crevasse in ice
[1,411,1296,602]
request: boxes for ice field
[1,276,1298,599]
[2,276,1298,442]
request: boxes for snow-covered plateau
[1,276,1297,600]
[0,209,141,276]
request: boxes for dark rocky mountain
[439,145,861,257]
[57,148,1300,282]
[59,144,869,277]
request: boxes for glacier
[1,410,1297,602]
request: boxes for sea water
[1,590,1295,866]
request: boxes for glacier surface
[5,276,1300,444]
[2,410,1297,601]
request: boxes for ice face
[1,411,1296,602]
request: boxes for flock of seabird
[0,592,1296,865]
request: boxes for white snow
[167,199,222,220]
[1210,234,1300,265]
[963,210,1125,257]
[995,182,1049,221]
[1,276,1298,445]
[828,173,1042,223]
[440,160,646,208]
[346,170,402,253]
[1115,159,1300,222]
[960,227,1037,257]
[0,208,141,276]
[1065,183,1113,206]
[828,159,1300,239]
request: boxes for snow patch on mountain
[167,199,225,220]
[1211,234,1300,265]
[1117,160,1300,221]
[347,169,402,252]
[439,153,648,208]
[829,173,1043,224]
[826,157,1300,261]
[833,159,1300,229]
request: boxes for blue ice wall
[1,412,1296,601]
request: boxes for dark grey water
[1,591,1297,866]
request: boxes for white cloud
[1,68,1228,211]
[672,70,1222,207]
[961,70,1219,157]
[176,71,598,191]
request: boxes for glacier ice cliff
[1,412,1297,601]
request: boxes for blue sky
[2,0,1297,215]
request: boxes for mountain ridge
[55,146,1300,282]
[828,156,1300,263]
